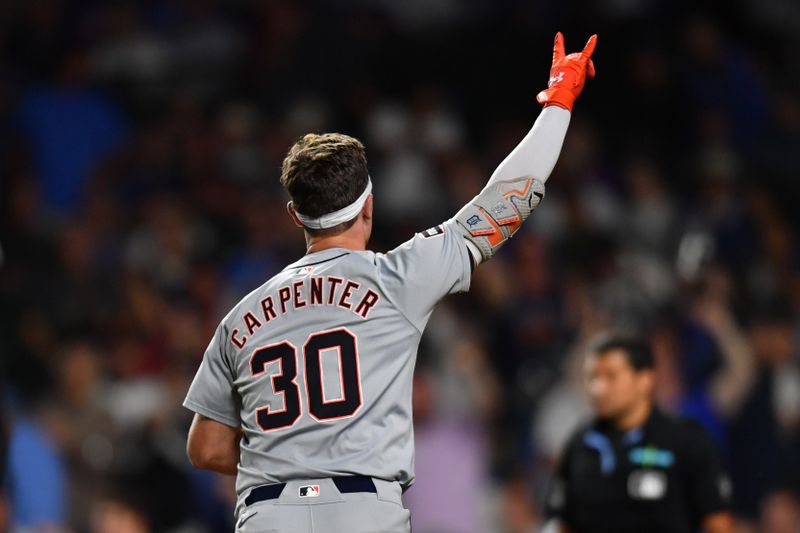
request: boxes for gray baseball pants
[236,477,410,533]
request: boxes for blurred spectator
[681,15,769,151]
[759,489,800,533]
[41,342,117,531]
[675,271,756,443]
[498,474,543,533]
[405,310,500,533]
[6,411,68,531]
[728,302,800,520]
[90,496,150,533]
[16,48,128,216]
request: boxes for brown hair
[280,133,369,235]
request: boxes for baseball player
[184,32,597,532]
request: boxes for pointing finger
[553,32,565,62]
[581,34,598,58]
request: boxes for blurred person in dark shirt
[546,336,733,533]
[728,302,800,523]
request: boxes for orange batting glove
[536,32,597,112]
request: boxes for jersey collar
[283,248,352,272]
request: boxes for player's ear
[639,369,655,397]
[286,202,304,228]
[361,194,374,244]
[362,194,373,222]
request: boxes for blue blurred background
[1,0,800,531]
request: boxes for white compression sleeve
[463,106,571,266]
[488,105,571,185]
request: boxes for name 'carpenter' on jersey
[231,275,381,349]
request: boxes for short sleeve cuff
[443,220,472,294]
[183,398,241,428]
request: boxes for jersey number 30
[249,328,362,431]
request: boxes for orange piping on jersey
[303,327,363,423]
[231,328,247,349]
[354,289,380,319]
[260,296,277,322]
[338,280,360,310]
[293,280,307,309]
[278,286,291,314]
[244,311,262,335]
[326,276,344,306]
[249,340,302,432]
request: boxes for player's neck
[305,232,368,254]
[613,400,652,432]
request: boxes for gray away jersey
[184,220,471,515]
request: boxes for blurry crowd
[2,0,800,532]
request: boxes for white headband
[294,177,372,230]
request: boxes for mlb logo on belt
[299,485,320,498]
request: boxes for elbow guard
[452,176,544,261]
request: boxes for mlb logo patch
[299,485,320,498]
